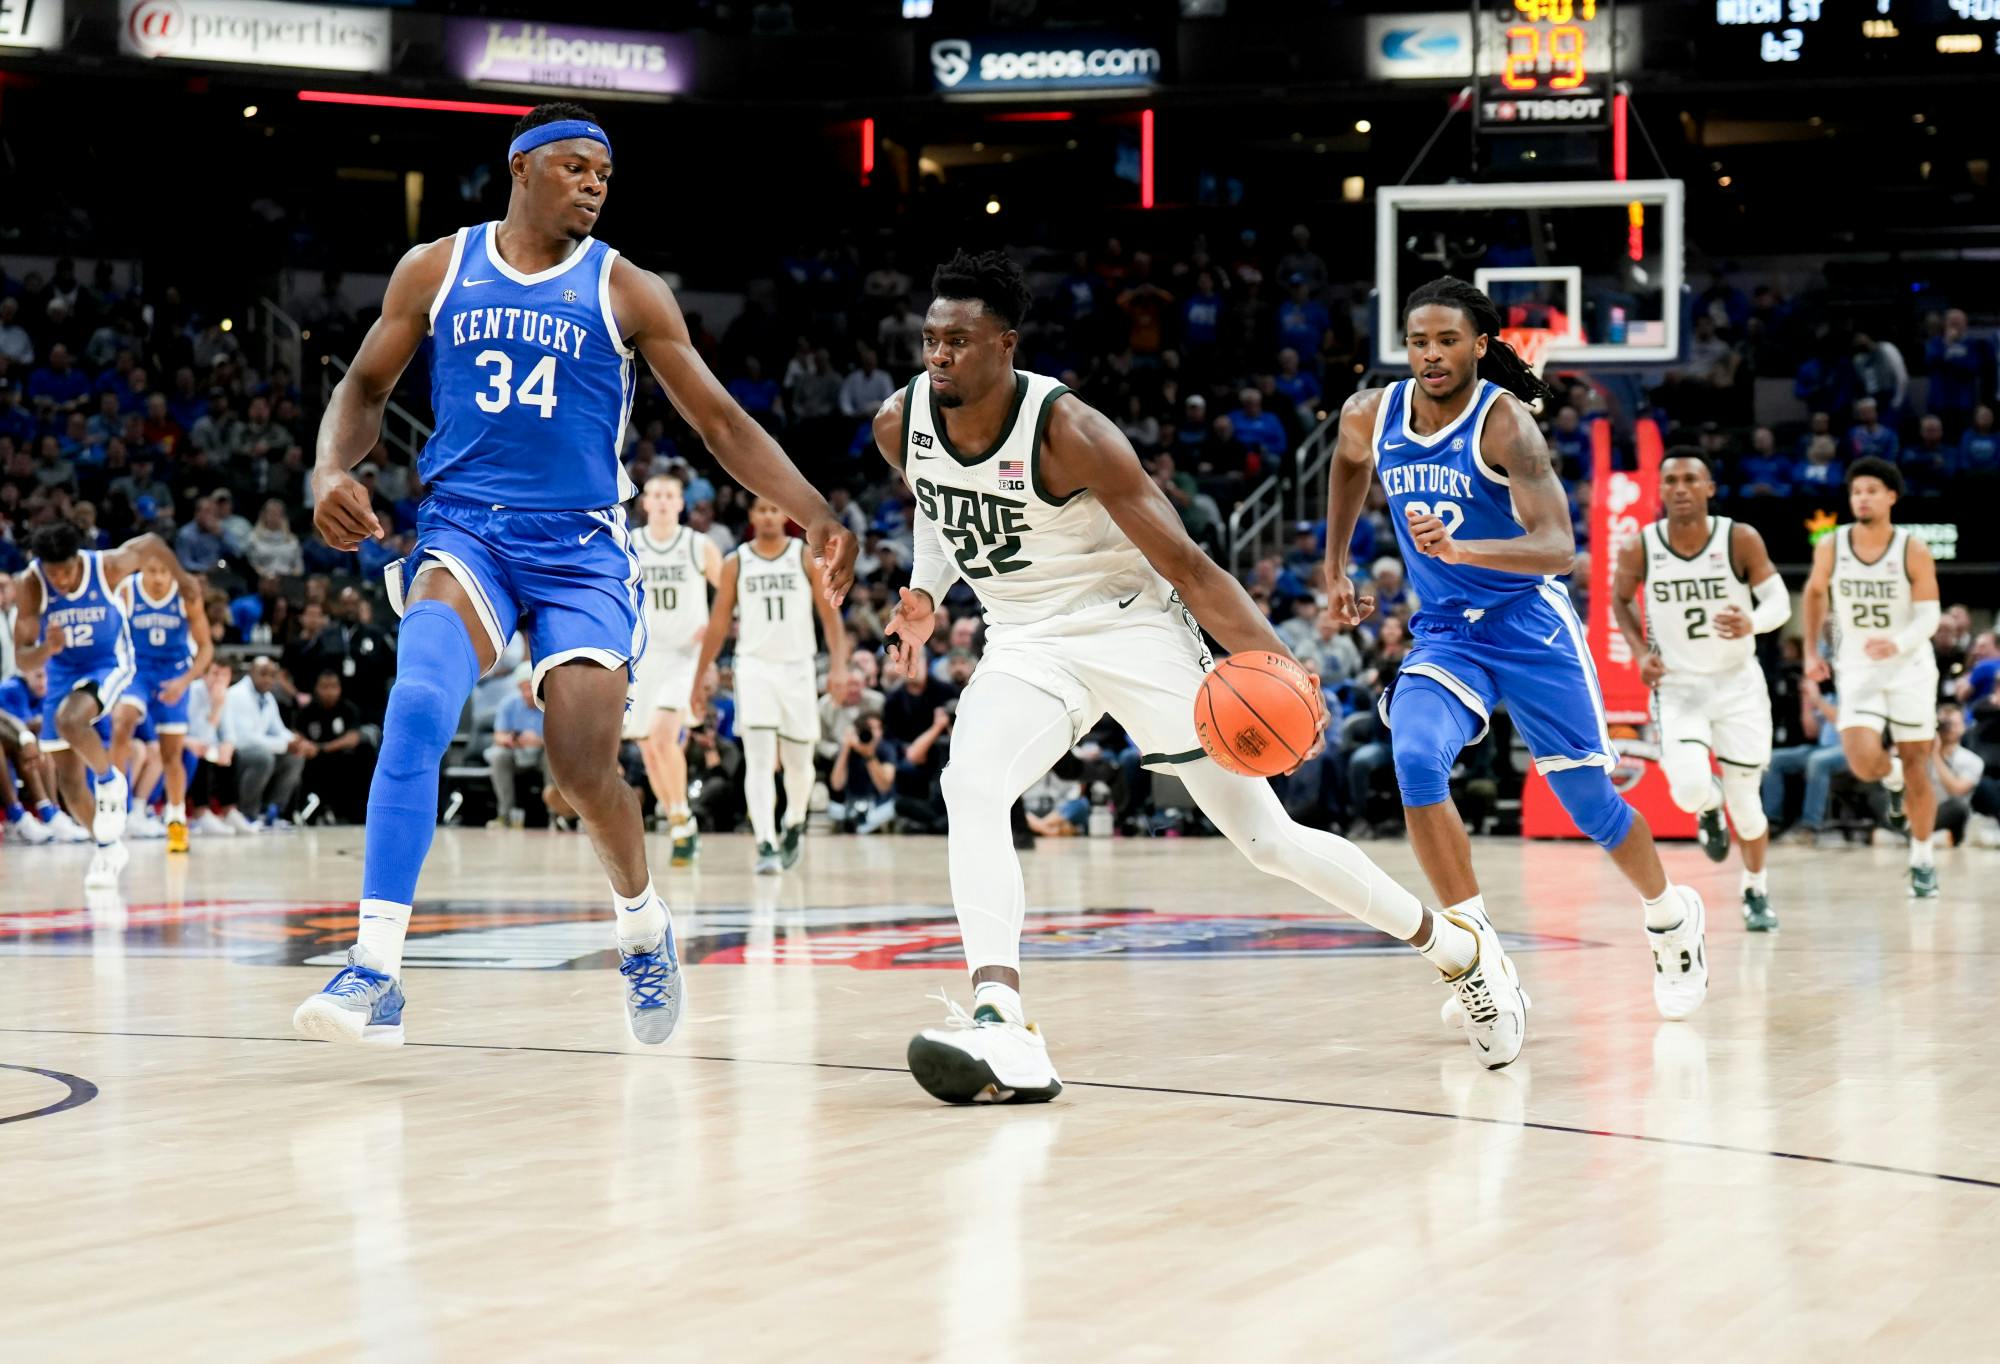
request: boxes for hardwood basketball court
[3,829,1994,1361]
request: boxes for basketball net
[1499,327,1561,378]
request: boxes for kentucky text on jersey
[422,222,636,511]
[128,580,193,670]
[1379,462,1477,501]
[446,307,591,359]
[1372,378,1528,612]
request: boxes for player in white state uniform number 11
[1612,452,1790,931]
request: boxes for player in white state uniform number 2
[877,250,1529,1105]
[1801,457,1944,899]
[626,474,721,866]
[1612,452,1790,931]
[693,498,847,877]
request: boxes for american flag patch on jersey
[999,458,1026,491]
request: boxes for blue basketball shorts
[39,656,136,754]
[386,493,646,706]
[119,662,193,743]
[1382,582,1617,777]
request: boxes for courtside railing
[321,353,433,465]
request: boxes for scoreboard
[1477,0,1620,129]
[1706,0,2000,70]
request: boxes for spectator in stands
[1797,434,1844,493]
[1959,405,1997,475]
[166,367,205,431]
[877,296,923,375]
[1116,394,1160,451]
[1301,608,1364,687]
[1926,309,1989,437]
[838,343,894,421]
[786,347,841,430]
[314,586,395,722]
[1116,255,1174,360]
[1276,276,1330,362]
[828,711,900,833]
[0,299,32,367]
[1851,330,1909,416]
[1738,426,1793,497]
[70,501,108,551]
[231,396,285,464]
[1766,672,1847,842]
[176,495,236,574]
[0,384,32,448]
[1930,706,1985,847]
[1272,348,1322,428]
[189,389,242,457]
[1277,224,1328,295]
[245,497,303,578]
[1371,556,1411,616]
[1228,387,1287,465]
[295,670,375,824]
[110,453,172,522]
[486,664,548,827]
[725,355,783,431]
[1181,270,1224,380]
[27,344,89,413]
[818,668,885,769]
[141,392,185,457]
[34,433,76,491]
[1901,415,1955,494]
[1847,396,1899,463]
[1276,596,1323,659]
[221,656,310,827]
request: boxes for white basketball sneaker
[93,768,129,844]
[193,809,234,838]
[907,995,1063,1104]
[128,810,167,841]
[294,946,407,1046]
[1438,906,1527,1069]
[48,811,92,844]
[84,841,129,891]
[1648,886,1710,1021]
[7,812,53,845]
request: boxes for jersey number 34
[474,352,559,419]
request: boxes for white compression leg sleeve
[779,737,814,831]
[742,728,779,847]
[1660,740,1723,815]
[1176,759,1426,941]
[939,674,1077,976]
[1721,764,1768,842]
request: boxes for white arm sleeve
[1889,599,1941,658]
[1748,574,1791,634]
[907,480,959,608]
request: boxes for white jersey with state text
[636,526,710,654]
[733,538,817,664]
[1830,523,1939,740]
[1642,516,1754,677]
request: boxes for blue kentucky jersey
[31,550,134,682]
[422,222,637,512]
[125,576,194,675]
[1373,378,1542,615]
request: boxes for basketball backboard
[1374,178,1684,368]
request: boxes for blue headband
[508,119,612,161]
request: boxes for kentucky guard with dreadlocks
[1324,277,1711,1046]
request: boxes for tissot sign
[118,0,390,72]
[927,32,1164,94]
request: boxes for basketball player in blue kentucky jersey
[117,559,213,854]
[1326,277,1710,1041]
[294,102,856,1049]
[11,521,194,890]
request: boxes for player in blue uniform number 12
[293,101,857,1049]
[1326,277,1710,1041]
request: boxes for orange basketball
[1193,653,1322,778]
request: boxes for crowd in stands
[3,243,1997,850]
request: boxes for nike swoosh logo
[462,278,495,287]
[579,529,601,546]
[910,449,935,460]
[1384,440,1409,450]
[1117,593,1140,609]
[1543,627,1562,645]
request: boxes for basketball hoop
[1499,326,1562,378]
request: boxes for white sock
[1909,837,1934,870]
[1418,899,1481,977]
[1642,883,1683,931]
[779,737,814,831]
[165,801,186,824]
[614,877,668,947]
[1884,754,1905,794]
[1742,868,1769,895]
[972,980,1025,1024]
[743,728,778,847]
[357,898,413,976]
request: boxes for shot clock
[1476,0,1619,130]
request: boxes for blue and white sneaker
[293,946,406,1046]
[617,913,685,1045]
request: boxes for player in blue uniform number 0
[294,101,858,1051]
[1326,277,1712,1039]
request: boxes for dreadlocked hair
[931,248,1033,331]
[1402,275,1559,414]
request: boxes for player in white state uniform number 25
[1612,452,1790,931]
[1801,456,1944,899]
[876,250,1531,1105]
[626,473,721,866]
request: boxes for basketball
[1194,653,1322,778]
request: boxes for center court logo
[0,900,1592,969]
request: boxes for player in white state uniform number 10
[1801,457,1944,899]
[626,474,721,866]
[1612,452,1790,931]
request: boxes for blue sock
[362,600,480,905]
[5,803,24,824]
[36,799,59,822]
